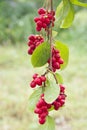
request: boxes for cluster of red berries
[34,94,52,124]
[30,74,46,88]
[48,47,64,72]
[52,84,66,110]
[34,84,66,124]
[34,8,55,31]
[28,34,44,55]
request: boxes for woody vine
[27,0,87,129]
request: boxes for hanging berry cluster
[34,8,55,31]
[48,47,64,72]
[34,84,66,124]
[27,0,68,127]
[28,35,44,55]
[30,74,46,88]
[27,0,87,128]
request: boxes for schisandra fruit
[34,8,55,31]
[30,74,46,88]
[34,85,66,124]
[27,35,44,55]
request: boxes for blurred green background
[0,0,87,130]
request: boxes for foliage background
[0,0,87,130]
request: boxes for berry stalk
[48,0,53,71]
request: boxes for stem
[42,69,49,76]
[49,0,53,71]
[50,0,53,11]
[53,73,58,84]
[48,69,58,84]
[49,27,53,70]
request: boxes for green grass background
[0,9,87,130]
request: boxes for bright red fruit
[48,47,64,72]
[30,81,36,88]
[33,73,38,79]
[38,8,46,15]
[34,77,42,86]
[39,118,46,124]
[40,76,46,82]
[27,35,44,55]
[34,8,55,31]
[30,74,46,88]
[34,94,51,125]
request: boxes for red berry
[55,49,60,53]
[40,76,46,82]
[41,106,48,112]
[42,23,47,28]
[54,102,60,110]
[60,84,65,93]
[58,95,62,101]
[30,81,36,88]
[39,118,46,124]
[48,14,53,20]
[34,77,42,86]
[29,35,35,41]
[60,100,65,106]
[39,113,47,118]
[45,18,50,25]
[27,41,33,46]
[30,44,35,50]
[34,108,41,114]
[39,99,46,106]
[52,56,56,63]
[36,42,41,46]
[47,104,52,109]
[40,16,45,22]
[38,109,43,114]
[34,17,40,22]
[33,74,38,79]
[55,53,60,59]
[61,94,66,100]
[53,62,60,69]
[36,102,42,108]
[37,21,43,28]
[58,58,64,64]
[28,48,33,55]
[38,8,46,15]
[36,26,41,31]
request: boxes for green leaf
[28,88,42,111]
[39,116,55,130]
[55,1,69,27]
[31,42,50,67]
[55,73,63,84]
[70,0,87,7]
[44,75,60,104]
[61,3,75,28]
[55,40,69,70]
[55,1,64,26]
[55,0,75,28]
